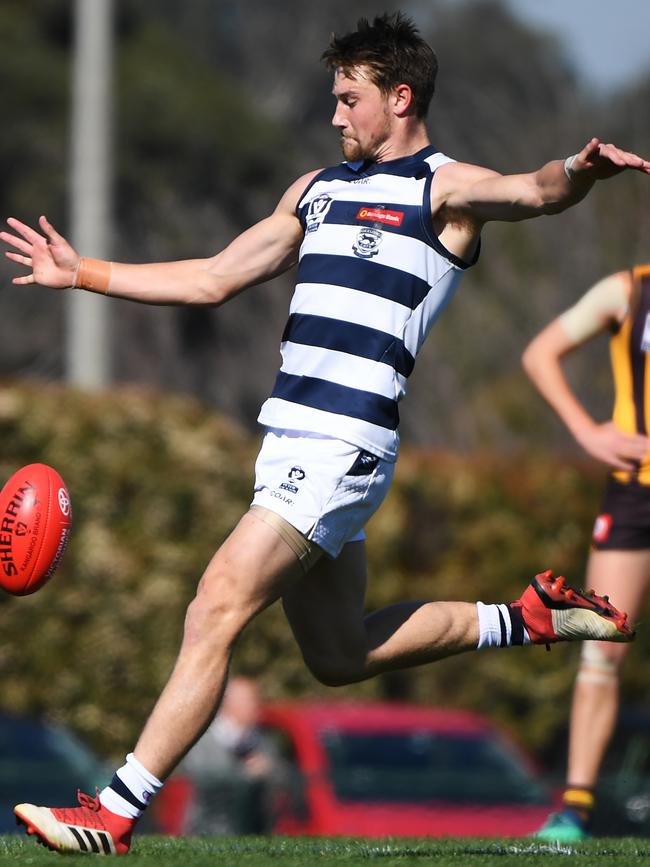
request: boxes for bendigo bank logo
[356,206,404,226]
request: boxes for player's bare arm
[432,138,650,260]
[522,270,650,471]
[1,170,319,306]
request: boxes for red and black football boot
[15,789,135,856]
[512,569,634,646]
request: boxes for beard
[338,112,392,162]
[339,136,367,161]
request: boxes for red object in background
[156,701,556,838]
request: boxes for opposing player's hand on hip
[576,420,650,470]
[1,215,79,289]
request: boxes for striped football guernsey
[611,263,650,484]
[257,145,478,460]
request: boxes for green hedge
[0,382,646,762]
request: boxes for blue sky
[502,0,650,91]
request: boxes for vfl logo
[15,521,28,537]
[305,194,333,233]
[353,227,382,259]
[276,465,306,497]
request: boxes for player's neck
[374,124,430,163]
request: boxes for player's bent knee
[302,651,364,687]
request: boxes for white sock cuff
[126,753,163,790]
[476,601,511,649]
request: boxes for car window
[0,715,106,784]
[320,729,548,805]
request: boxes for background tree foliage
[0,1,649,765]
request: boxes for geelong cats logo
[352,227,382,259]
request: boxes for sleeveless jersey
[257,145,478,461]
[611,263,650,484]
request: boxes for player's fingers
[39,214,66,244]
[12,274,35,285]
[1,233,33,256]
[579,137,600,160]
[6,217,44,245]
[598,146,626,167]
[6,251,32,267]
[611,457,638,471]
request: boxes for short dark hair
[322,12,438,119]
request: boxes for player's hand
[575,420,650,470]
[0,215,79,289]
[571,137,650,180]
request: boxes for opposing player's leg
[15,510,304,855]
[283,544,633,688]
[537,548,649,842]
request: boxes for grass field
[1,835,650,866]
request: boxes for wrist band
[564,154,577,182]
[72,257,112,294]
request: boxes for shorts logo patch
[347,451,379,476]
[288,466,306,481]
[356,206,404,227]
[592,513,613,544]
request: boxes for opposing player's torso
[258,146,477,460]
[611,263,650,484]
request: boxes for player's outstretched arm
[522,271,650,471]
[1,170,318,306]
[438,137,650,226]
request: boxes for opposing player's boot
[514,569,634,645]
[534,809,589,842]
[15,789,135,855]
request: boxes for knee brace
[576,642,618,685]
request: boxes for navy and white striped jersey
[258,145,478,460]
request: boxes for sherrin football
[0,463,72,596]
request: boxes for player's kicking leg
[284,554,633,689]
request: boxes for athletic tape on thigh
[249,505,322,574]
[577,642,618,684]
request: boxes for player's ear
[393,83,414,117]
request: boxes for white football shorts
[251,427,395,558]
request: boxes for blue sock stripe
[497,607,508,647]
[508,604,525,645]
[110,772,147,811]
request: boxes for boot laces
[77,788,102,812]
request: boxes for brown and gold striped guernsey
[611,263,650,484]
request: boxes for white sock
[476,601,531,648]
[99,753,163,819]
